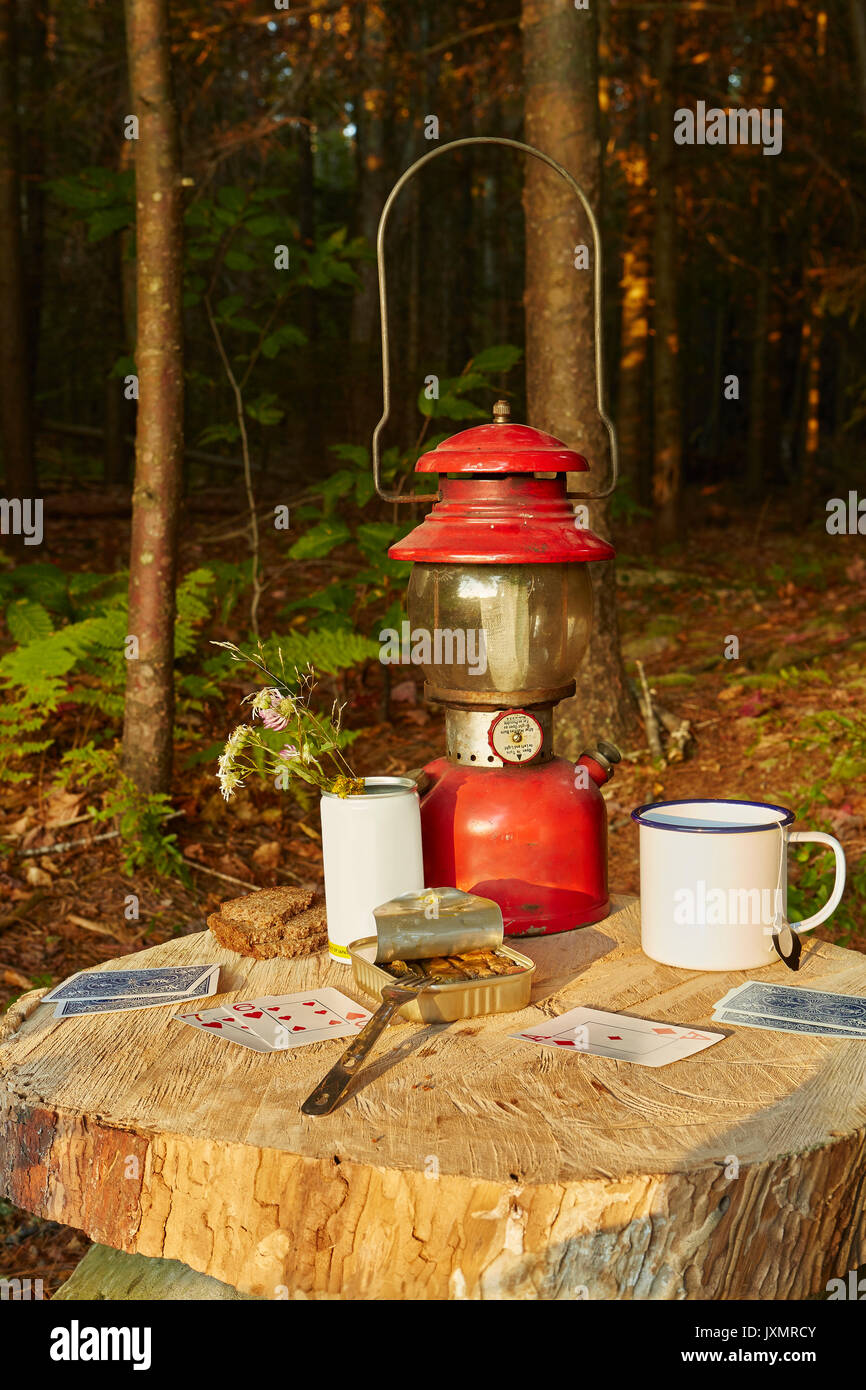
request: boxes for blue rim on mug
[631,798,795,833]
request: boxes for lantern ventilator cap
[414,414,590,475]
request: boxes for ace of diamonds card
[514,1006,725,1067]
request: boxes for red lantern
[372,138,622,937]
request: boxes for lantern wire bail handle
[372,135,619,504]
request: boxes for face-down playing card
[514,1006,725,1066]
[50,966,221,1017]
[713,981,866,1032]
[44,963,216,1004]
[712,1008,866,1039]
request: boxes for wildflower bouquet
[213,641,365,801]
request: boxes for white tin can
[320,777,424,963]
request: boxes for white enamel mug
[320,776,425,963]
[631,799,846,971]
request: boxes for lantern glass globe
[406,562,592,698]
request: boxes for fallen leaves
[736,694,780,719]
[40,789,85,829]
[0,966,32,989]
[251,840,280,869]
[286,838,322,862]
[67,914,133,946]
[22,863,53,888]
[389,679,417,705]
[396,708,430,726]
[717,683,744,703]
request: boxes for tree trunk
[103,230,130,486]
[849,0,866,127]
[617,153,651,501]
[522,0,638,753]
[404,178,421,442]
[799,300,823,518]
[121,0,184,796]
[705,293,725,462]
[296,101,321,470]
[651,8,681,547]
[20,0,45,402]
[614,10,650,505]
[349,1,388,440]
[101,0,130,488]
[746,186,772,494]
[0,0,35,498]
[781,306,811,480]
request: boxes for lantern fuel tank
[418,748,619,936]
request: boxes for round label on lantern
[488,709,543,764]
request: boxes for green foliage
[609,477,652,524]
[288,519,352,560]
[787,837,866,950]
[795,708,866,787]
[0,693,53,783]
[416,345,522,422]
[48,167,135,243]
[317,444,376,512]
[0,562,250,782]
[787,708,866,943]
[284,347,522,643]
[767,553,828,590]
[255,628,380,676]
[5,599,54,644]
[185,184,364,451]
[58,746,188,881]
[470,345,523,374]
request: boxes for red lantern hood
[415,419,588,475]
[389,415,615,566]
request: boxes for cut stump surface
[2,896,865,1299]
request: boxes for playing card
[514,1006,725,1066]
[713,981,866,1033]
[43,963,216,1004]
[712,1008,866,1040]
[227,989,371,1050]
[174,1005,275,1052]
[52,967,220,1017]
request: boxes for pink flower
[279,745,300,761]
[258,708,289,731]
[253,688,289,731]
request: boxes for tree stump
[2,896,865,1300]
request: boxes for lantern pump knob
[492,399,511,424]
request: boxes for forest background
[0,0,865,1290]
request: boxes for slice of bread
[208,885,327,960]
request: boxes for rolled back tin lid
[372,886,504,963]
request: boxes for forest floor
[1,479,865,1295]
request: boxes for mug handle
[787,830,846,932]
